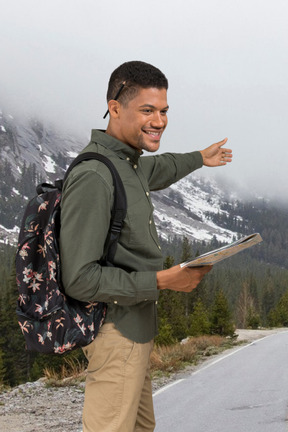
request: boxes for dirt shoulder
[234,327,288,343]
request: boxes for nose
[151,111,166,128]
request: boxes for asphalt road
[153,331,288,432]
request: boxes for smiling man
[106,86,168,152]
[60,61,232,432]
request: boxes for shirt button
[113,300,118,304]
[155,301,158,305]
[146,191,149,196]
[158,245,161,250]
[149,220,152,225]
[133,164,137,169]
[126,157,130,161]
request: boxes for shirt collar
[90,129,142,164]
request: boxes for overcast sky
[1,0,287,201]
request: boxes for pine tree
[210,290,235,337]
[1,265,33,385]
[156,255,188,343]
[0,294,7,384]
[0,349,6,384]
[261,271,276,325]
[268,290,288,327]
[189,298,210,336]
[180,237,192,317]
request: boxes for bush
[150,335,225,374]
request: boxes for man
[60,61,232,432]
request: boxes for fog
[1,0,287,201]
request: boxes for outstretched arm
[200,138,232,167]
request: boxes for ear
[107,100,121,119]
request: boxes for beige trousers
[82,323,155,432]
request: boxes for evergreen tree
[1,265,33,385]
[180,237,193,318]
[0,349,6,384]
[210,290,235,337]
[157,255,188,343]
[189,298,210,336]
[268,290,288,327]
[0,294,7,384]
[249,274,259,312]
[261,271,277,325]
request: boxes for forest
[1,230,287,387]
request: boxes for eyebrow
[139,104,169,110]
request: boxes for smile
[143,130,162,139]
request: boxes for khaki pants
[82,323,155,432]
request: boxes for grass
[150,335,235,377]
[43,357,87,388]
[43,334,239,387]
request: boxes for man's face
[114,87,168,153]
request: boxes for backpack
[16,152,127,354]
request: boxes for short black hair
[106,61,168,106]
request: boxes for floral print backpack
[16,152,126,354]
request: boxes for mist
[1,0,287,201]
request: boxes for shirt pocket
[123,198,152,247]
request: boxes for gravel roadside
[1,328,287,432]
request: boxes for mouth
[143,130,163,140]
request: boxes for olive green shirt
[60,130,203,343]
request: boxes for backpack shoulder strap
[64,152,127,265]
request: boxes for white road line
[153,379,185,397]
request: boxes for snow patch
[43,155,56,173]
[0,225,19,234]
[67,151,78,158]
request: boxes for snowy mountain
[0,109,259,246]
[152,175,242,243]
[0,108,84,182]
[0,109,86,245]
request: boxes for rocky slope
[0,109,84,181]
